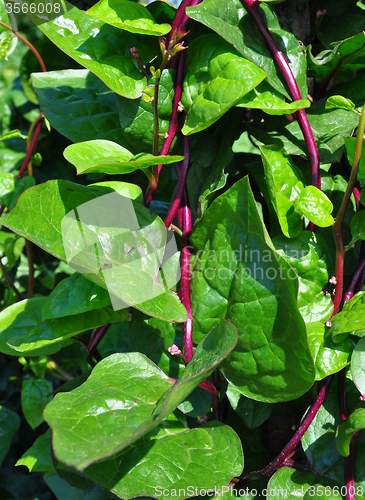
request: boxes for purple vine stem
[240,0,320,192]
[344,255,365,302]
[243,376,333,482]
[86,324,111,366]
[144,50,186,207]
[164,135,190,228]
[180,189,193,363]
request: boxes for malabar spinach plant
[1,0,365,499]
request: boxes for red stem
[164,136,190,228]
[343,254,365,303]
[244,376,333,481]
[17,119,43,180]
[181,189,193,363]
[241,0,320,191]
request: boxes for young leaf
[307,322,355,381]
[325,95,356,112]
[336,408,365,456]
[237,81,310,115]
[296,186,334,228]
[181,34,266,135]
[330,292,365,341]
[63,139,184,176]
[190,176,315,402]
[86,0,171,36]
[351,336,365,397]
[259,144,305,238]
[21,379,53,429]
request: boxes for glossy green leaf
[237,81,310,115]
[116,69,175,154]
[268,466,344,500]
[21,379,53,429]
[32,70,130,147]
[0,173,14,207]
[45,352,175,470]
[190,176,315,402]
[351,336,365,396]
[0,297,65,356]
[45,320,237,470]
[1,180,187,323]
[16,429,55,474]
[42,273,111,320]
[307,322,355,381]
[0,406,20,466]
[226,385,273,429]
[9,306,127,353]
[273,232,333,311]
[187,0,307,99]
[345,137,365,181]
[64,140,184,176]
[336,408,365,456]
[296,186,334,227]
[0,129,27,141]
[325,95,356,112]
[248,104,359,164]
[259,144,305,238]
[77,422,243,500]
[330,292,365,340]
[87,0,171,36]
[33,3,157,99]
[181,34,266,135]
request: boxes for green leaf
[116,69,175,154]
[32,70,130,147]
[226,385,273,429]
[64,140,184,176]
[336,408,365,456]
[42,273,111,320]
[345,137,365,181]
[44,473,116,500]
[0,173,15,207]
[181,34,266,135]
[21,379,53,429]
[0,297,66,356]
[325,95,356,112]
[45,320,237,470]
[272,232,333,312]
[9,307,127,353]
[307,322,355,381]
[247,104,359,164]
[16,429,55,473]
[76,422,243,500]
[0,129,27,141]
[87,0,171,36]
[0,406,20,466]
[296,186,334,228]
[187,0,307,99]
[237,81,311,115]
[190,176,315,402]
[351,336,365,396]
[33,3,157,99]
[1,180,186,323]
[259,144,305,238]
[268,467,344,500]
[330,292,365,340]
[350,211,365,245]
